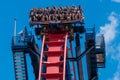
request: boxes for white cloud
[109,36,120,80]
[107,58,120,80]
[111,44,120,60]
[112,0,120,3]
[110,62,120,80]
[107,43,120,80]
[98,12,120,80]
[113,72,120,80]
[99,12,119,44]
[98,12,120,56]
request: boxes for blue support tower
[12,27,40,80]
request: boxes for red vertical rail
[38,35,45,80]
[63,33,68,80]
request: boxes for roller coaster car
[29,19,84,27]
[32,19,85,35]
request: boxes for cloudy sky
[0,0,120,80]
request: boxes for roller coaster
[11,5,105,80]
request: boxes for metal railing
[12,36,34,46]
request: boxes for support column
[75,33,84,80]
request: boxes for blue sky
[0,0,120,80]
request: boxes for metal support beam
[75,33,84,80]
[70,41,76,80]
[67,46,94,61]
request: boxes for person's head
[46,6,49,9]
[39,7,42,10]
[78,5,81,7]
[59,6,62,10]
[66,6,69,9]
[52,6,56,9]
[33,7,37,11]
[72,5,75,8]
[78,5,82,9]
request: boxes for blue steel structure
[11,6,106,80]
[12,27,40,80]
